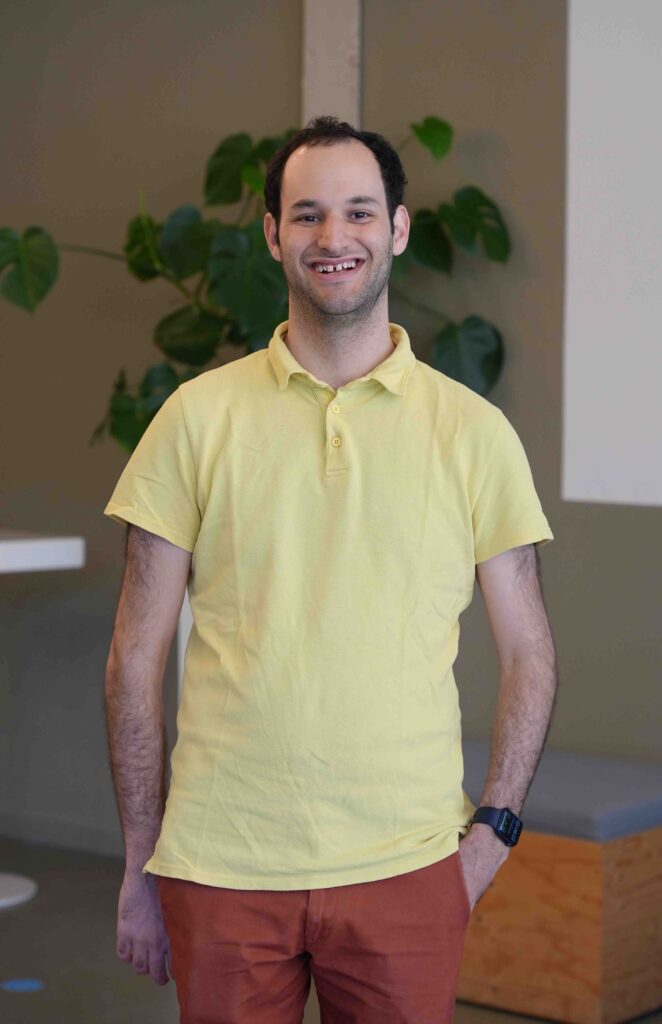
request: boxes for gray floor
[1,836,660,1024]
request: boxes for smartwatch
[471,806,522,847]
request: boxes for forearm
[104,651,168,874]
[479,646,558,816]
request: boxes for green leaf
[241,163,266,197]
[207,219,288,347]
[0,227,59,311]
[124,214,162,280]
[225,317,250,346]
[436,202,477,252]
[109,393,144,453]
[204,133,254,206]
[106,368,152,454]
[252,137,279,164]
[389,244,416,285]
[252,128,298,166]
[411,116,454,160]
[157,205,219,280]
[439,187,510,261]
[408,209,453,273]
[177,367,202,385]
[137,362,179,416]
[154,305,226,366]
[0,228,19,270]
[430,315,504,396]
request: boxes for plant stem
[59,241,195,301]
[390,285,452,325]
[236,189,254,227]
[57,243,125,261]
[168,278,196,301]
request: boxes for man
[104,115,557,1022]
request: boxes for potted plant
[1,115,509,457]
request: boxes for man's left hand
[458,822,511,912]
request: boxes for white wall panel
[563,0,662,505]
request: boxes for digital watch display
[471,806,523,847]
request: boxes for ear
[264,212,282,262]
[392,204,410,257]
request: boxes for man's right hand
[116,869,172,986]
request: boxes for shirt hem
[142,833,469,891]
[474,522,554,565]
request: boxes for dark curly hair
[264,115,408,243]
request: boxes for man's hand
[458,822,511,912]
[116,870,172,986]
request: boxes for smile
[308,258,366,280]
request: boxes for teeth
[314,260,358,273]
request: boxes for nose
[317,213,351,253]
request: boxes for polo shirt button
[331,436,341,447]
[331,403,340,413]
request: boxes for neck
[283,299,396,390]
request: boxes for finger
[151,952,170,986]
[132,946,149,975]
[117,939,132,964]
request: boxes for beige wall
[364,0,661,761]
[1,0,659,859]
[0,0,302,854]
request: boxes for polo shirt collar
[267,320,417,397]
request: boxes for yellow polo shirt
[104,320,553,890]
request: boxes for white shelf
[0,529,85,573]
[0,873,38,909]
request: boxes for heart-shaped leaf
[204,133,254,206]
[104,368,152,453]
[430,315,503,395]
[207,219,288,347]
[252,128,299,166]
[0,227,59,311]
[439,187,510,261]
[0,228,19,270]
[408,209,452,273]
[411,117,454,160]
[390,244,416,285]
[241,163,266,197]
[158,205,219,280]
[154,305,226,365]
[137,362,180,416]
[124,215,162,281]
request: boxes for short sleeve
[471,410,553,565]
[103,388,201,553]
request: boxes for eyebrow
[289,195,381,211]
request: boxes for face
[264,139,409,325]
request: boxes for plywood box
[457,827,662,1024]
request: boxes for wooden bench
[457,738,662,1024]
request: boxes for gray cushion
[462,737,662,841]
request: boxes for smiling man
[104,115,557,1023]
[263,136,406,391]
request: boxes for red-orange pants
[156,850,471,1023]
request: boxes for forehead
[282,139,385,208]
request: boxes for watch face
[497,809,522,846]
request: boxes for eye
[295,212,372,222]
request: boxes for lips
[307,258,366,280]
